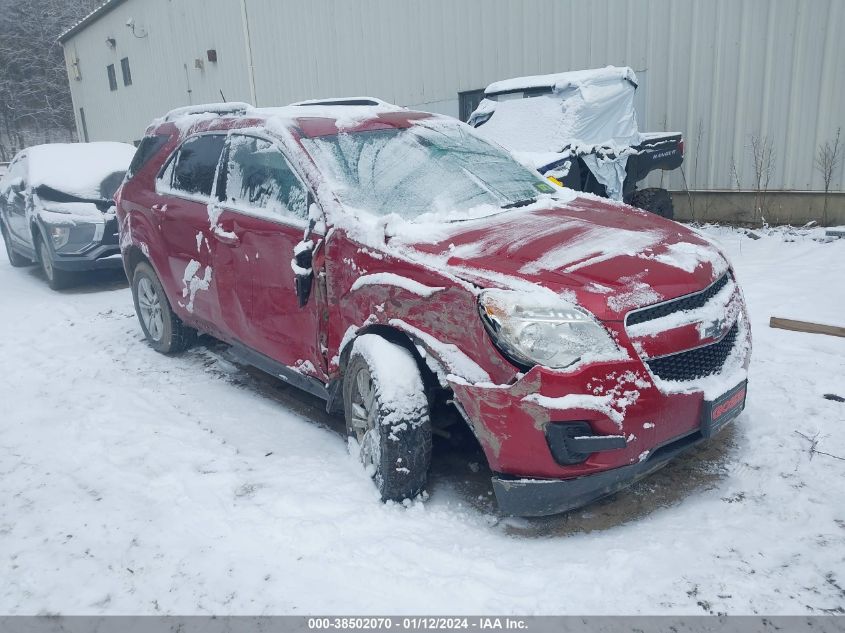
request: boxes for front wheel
[38,237,75,290]
[343,335,432,502]
[131,261,196,354]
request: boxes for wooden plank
[769,317,845,338]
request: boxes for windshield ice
[301,120,556,220]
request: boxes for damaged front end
[447,275,751,517]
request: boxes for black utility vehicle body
[0,142,136,288]
[468,66,683,218]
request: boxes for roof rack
[291,97,400,109]
[162,102,253,122]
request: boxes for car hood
[394,196,730,321]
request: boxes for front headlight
[49,226,70,249]
[478,289,620,369]
[43,221,98,253]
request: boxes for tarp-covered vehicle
[468,66,684,219]
[0,142,136,289]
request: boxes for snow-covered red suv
[116,99,751,516]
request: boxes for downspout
[239,0,258,106]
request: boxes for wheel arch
[330,323,446,414]
[123,243,151,280]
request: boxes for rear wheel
[629,187,675,220]
[37,237,75,290]
[131,261,196,354]
[343,335,432,502]
[1,221,31,268]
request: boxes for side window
[127,134,169,181]
[223,135,308,221]
[2,157,26,194]
[171,134,226,197]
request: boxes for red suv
[116,100,751,516]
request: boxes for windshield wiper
[501,197,537,209]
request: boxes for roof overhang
[58,0,130,44]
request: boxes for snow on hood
[388,196,730,321]
[471,65,641,153]
[26,142,136,200]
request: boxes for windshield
[301,121,556,220]
[34,170,124,205]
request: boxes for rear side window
[223,135,308,220]
[170,134,226,197]
[126,135,169,180]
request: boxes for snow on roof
[485,66,638,95]
[154,98,405,132]
[26,142,136,199]
[162,102,254,122]
[58,0,129,44]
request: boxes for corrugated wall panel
[63,0,844,191]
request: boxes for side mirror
[291,241,313,308]
[6,177,24,195]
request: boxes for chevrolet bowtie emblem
[703,318,727,339]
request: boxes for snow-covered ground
[1,225,844,615]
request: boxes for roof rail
[162,102,253,122]
[291,97,400,109]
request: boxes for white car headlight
[48,225,70,249]
[478,289,620,369]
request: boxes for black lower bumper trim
[492,430,705,517]
[52,245,123,271]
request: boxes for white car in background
[0,142,136,289]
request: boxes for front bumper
[492,428,706,516]
[448,317,750,516]
[51,243,123,271]
[42,216,123,272]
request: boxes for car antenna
[219,89,226,103]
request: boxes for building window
[458,89,486,122]
[121,57,132,86]
[107,64,117,91]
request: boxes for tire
[37,236,75,290]
[629,187,675,220]
[343,335,432,502]
[131,261,196,354]
[1,221,32,268]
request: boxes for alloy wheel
[137,276,164,342]
[39,241,54,281]
[349,366,379,469]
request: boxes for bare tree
[729,156,742,191]
[814,127,842,226]
[749,134,775,224]
[0,0,99,159]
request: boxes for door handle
[212,226,239,246]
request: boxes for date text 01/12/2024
[307,617,528,630]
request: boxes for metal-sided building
[59,0,845,223]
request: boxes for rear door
[213,133,325,376]
[154,133,226,330]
